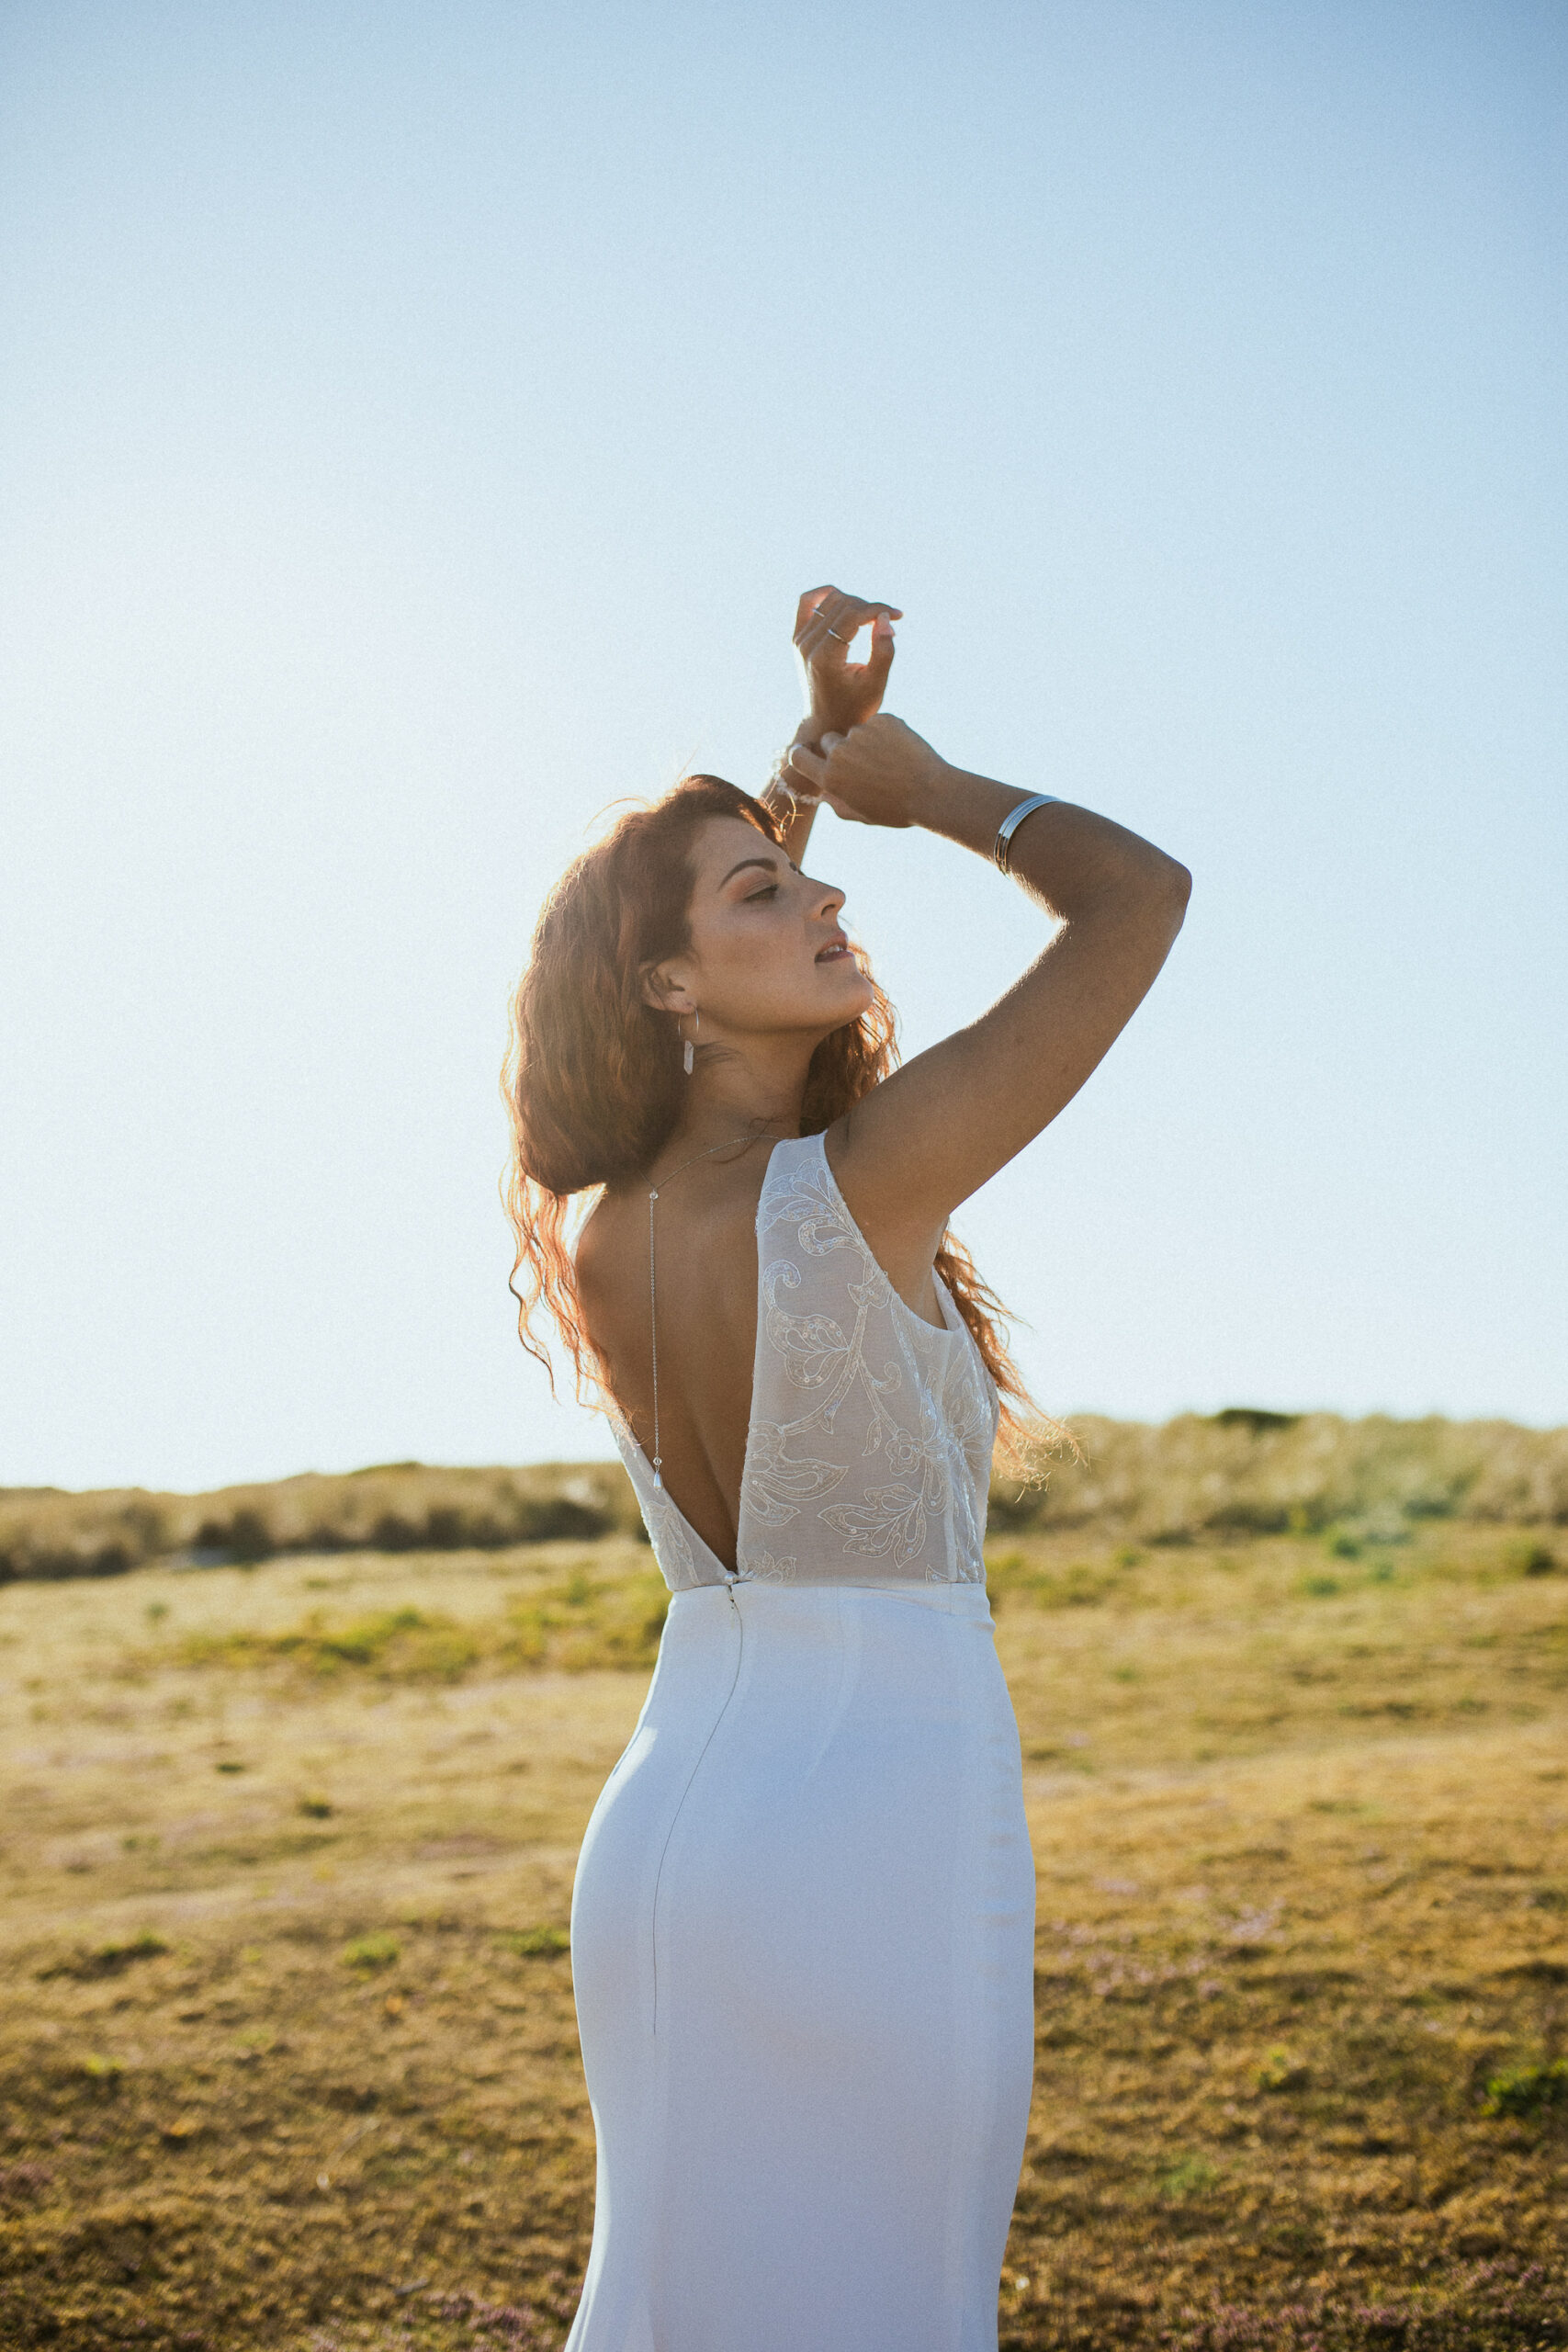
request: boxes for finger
[793,585,840,646]
[800,606,863,662]
[827,595,904,628]
[839,605,897,650]
[800,597,852,648]
[795,629,845,674]
[795,587,902,645]
[787,742,829,788]
[810,598,903,659]
[859,609,897,695]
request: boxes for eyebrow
[720,853,798,887]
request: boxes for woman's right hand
[786,713,949,831]
[793,585,902,745]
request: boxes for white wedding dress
[564,1131,1035,2352]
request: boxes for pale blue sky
[2,1,1563,1492]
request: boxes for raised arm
[787,714,1191,1280]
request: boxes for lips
[815,942,851,963]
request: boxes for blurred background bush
[4,1412,1562,1584]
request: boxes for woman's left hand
[793,585,901,749]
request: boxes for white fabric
[567,1132,1035,2352]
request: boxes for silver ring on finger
[822,624,847,641]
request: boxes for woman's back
[579,1131,998,1590]
[573,1136,773,1574]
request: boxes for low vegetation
[1,1426,1563,2347]
[991,1408,1568,1543]
[4,1412,1563,1586]
[0,1462,638,1583]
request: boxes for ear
[639,963,693,1016]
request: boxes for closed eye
[746,884,780,901]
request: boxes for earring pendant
[682,1009,698,1075]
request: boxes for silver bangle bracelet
[993,792,1059,876]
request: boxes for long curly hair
[501,773,1054,1474]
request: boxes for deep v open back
[604,1129,999,1591]
[563,1126,1036,2352]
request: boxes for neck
[659,1035,817,1161]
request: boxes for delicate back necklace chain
[647,1128,769,1490]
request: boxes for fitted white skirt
[564,1579,1036,2352]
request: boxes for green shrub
[195,1507,275,1563]
[1257,2047,1309,2092]
[1505,1539,1558,1577]
[1482,2058,1568,2118]
[500,1926,569,1959]
[1209,1408,1302,1435]
[181,1607,479,1682]
[1157,2152,1221,2200]
[341,1932,400,1971]
[39,1932,168,1982]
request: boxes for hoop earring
[682,1009,699,1076]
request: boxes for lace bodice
[603,1130,999,1592]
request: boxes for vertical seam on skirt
[649,1589,746,2036]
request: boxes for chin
[818,966,874,1014]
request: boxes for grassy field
[3,1494,1566,2346]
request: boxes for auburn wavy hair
[501,774,1054,1474]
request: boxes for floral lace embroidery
[745,1419,849,1525]
[603,1396,705,1589]
[746,1547,797,1584]
[643,1484,702,1589]
[743,1140,994,1583]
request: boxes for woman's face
[660,814,874,1044]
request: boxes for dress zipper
[649,1565,745,2035]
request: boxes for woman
[502,587,1190,2352]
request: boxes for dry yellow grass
[2,1514,1565,2349]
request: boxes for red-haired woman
[503,589,1190,2352]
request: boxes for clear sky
[2,0,1564,1494]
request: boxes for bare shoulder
[569,1188,643,1413]
[572,1187,629,1305]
